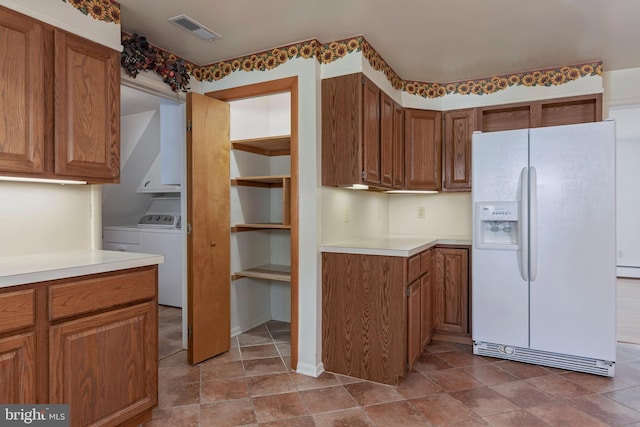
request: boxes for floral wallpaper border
[194,35,602,98]
[62,0,121,24]
[60,0,602,96]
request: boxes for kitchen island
[321,235,471,385]
[0,250,163,427]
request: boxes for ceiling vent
[168,15,222,41]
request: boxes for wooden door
[186,92,231,364]
[405,109,441,190]
[392,102,405,188]
[54,30,120,182]
[380,91,394,187]
[362,76,380,184]
[434,248,469,334]
[49,302,157,427]
[443,109,474,191]
[0,7,45,175]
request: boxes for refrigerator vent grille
[473,342,615,377]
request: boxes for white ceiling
[118,0,640,83]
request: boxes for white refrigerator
[471,121,616,376]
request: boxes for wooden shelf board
[232,264,291,282]
[231,175,290,187]
[231,135,291,156]
[231,223,291,232]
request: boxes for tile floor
[146,306,640,426]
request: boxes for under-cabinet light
[386,190,438,194]
[341,184,369,190]
[0,176,87,185]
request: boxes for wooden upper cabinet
[362,76,381,185]
[322,73,399,189]
[476,94,602,132]
[405,109,442,191]
[392,102,404,189]
[54,30,120,182]
[0,5,120,183]
[0,7,46,175]
[443,109,474,191]
[380,91,394,187]
[322,73,364,186]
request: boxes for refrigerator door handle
[520,167,529,281]
[529,167,538,281]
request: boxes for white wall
[596,68,640,343]
[0,182,96,257]
[201,57,322,377]
[388,193,472,237]
[102,110,158,226]
[320,187,388,243]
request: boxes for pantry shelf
[231,135,291,156]
[232,264,291,282]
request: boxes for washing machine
[103,196,184,307]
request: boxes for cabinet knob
[210,242,216,247]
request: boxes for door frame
[206,76,299,370]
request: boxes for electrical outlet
[417,206,425,219]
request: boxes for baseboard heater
[473,341,615,377]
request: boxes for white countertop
[320,235,472,257]
[0,249,164,288]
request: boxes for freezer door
[529,121,616,361]
[471,129,529,347]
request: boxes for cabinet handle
[210,242,216,247]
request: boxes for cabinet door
[50,301,157,427]
[443,109,474,191]
[321,73,362,186]
[54,30,120,182]
[0,332,36,404]
[362,76,380,184]
[0,8,46,175]
[380,91,394,187]
[392,102,405,188]
[420,250,433,349]
[434,248,469,334]
[405,109,442,190]
[420,273,432,350]
[407,280,421,370]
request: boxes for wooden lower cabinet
[322,252,406,385]
[323,247,450,383]
[420,250,434,349]
[0,332,36,403]
[0,266,158,425]
[434,247,470,335]
[406,280,421,369]
[50,301,157,427]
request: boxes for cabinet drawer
[421,250,433,275]
[0,289,35,334]
[49,267,156,321]
[408,254,421,284]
